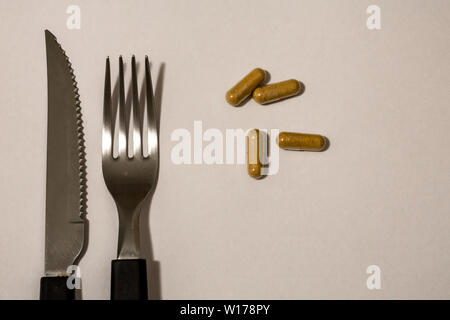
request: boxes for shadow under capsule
[321,136,331,152]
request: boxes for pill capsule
[247,129,263,179]
[253,79,302,104]
[226,68,266,106]
[277,131,327,151]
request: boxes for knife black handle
[111,259,148,300]
[40,276,75,300]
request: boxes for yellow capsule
[247,129,263,179]
[226,68,266,107]
[277,131,327,151]
[253,79,302,104]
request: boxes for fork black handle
[40,276,75,300]
[111,259,148,300]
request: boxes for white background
[0,0,449,299]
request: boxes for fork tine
[118,56,128,158]
[145,56,158,157]
[131,56,142,158]
[102,57,113,157]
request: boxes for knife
[40,30,88,300]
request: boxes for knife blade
[40,30,87,300]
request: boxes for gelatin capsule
[277,131,326,151]
[253,79,302,104]
[226,68,266,107]
[247,129,263,179]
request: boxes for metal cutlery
[40,30,88,300]
[102,56,159,300]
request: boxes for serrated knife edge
[44,30,88,277]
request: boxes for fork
[102,55,159,300]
